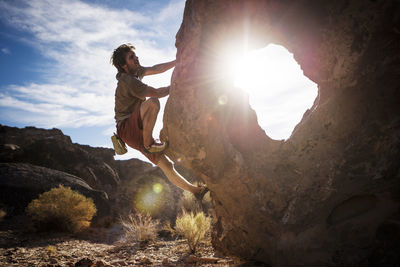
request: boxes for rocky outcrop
[0,125,119,194]
[0,125,187,227]
[0,163,111,226]
[164,0,400,266]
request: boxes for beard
[127,64,139,76]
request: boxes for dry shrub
[175,211,211,253]
[178,190,212,213]
[26,185,97,233]
[120,213,159,244]
[46,245,57,255]
[179,191,199,213]
[0,209,6,222]
[162,220,175,234]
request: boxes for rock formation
[0,125,120,194]
[163,0,400,266]
[0,125,186,227]
[0,162,111,226]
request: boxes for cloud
[1,47,10,54]
[0,0,182,129]
[157,0,185,22]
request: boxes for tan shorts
[116,107,160,165]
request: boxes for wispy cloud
[1,47,10,54]
[0,0,182,129]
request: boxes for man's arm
[143,60,176,76]
[145,86,170,98]
[121,73,170,100]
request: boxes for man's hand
[157,86,170,98]
[145,86,170,98]
[143,60,176,76]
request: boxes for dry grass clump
[179,191,200,213]
[0,209,6,222]
[46,245,57,255]
[26,185,97,233]
[178,190,212,213]
[161,220,175,236]
[120,213,159,244]
[175,211,211,253]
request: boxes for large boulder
[0,163,111,226]
[0,125,193,226]
[163,0,400,266]
[0,125,120,194]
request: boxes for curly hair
[110,43,136,73]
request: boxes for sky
[0,0,317,164]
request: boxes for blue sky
[0,0,184,162]
[0,0,318,164]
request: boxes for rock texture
[0,125,120,194]
[0,125,187,227]
[0,163,111,226]
[164,0,400,266]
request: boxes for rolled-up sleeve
[118,73,154,100]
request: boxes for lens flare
[143,192,157,206]
[153,183,163,194]
[133,180,172,216]
[218,95,228,105]
[135,189,160,215]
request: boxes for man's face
[124,50,140,74]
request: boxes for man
[111,43,207,199]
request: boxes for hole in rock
[224,44,318,140]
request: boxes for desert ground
[0,215,237,267]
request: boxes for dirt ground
[0,217,236,267]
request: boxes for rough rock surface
[0,125,188,227]
[0,125,120,194]
[163,0,400,266]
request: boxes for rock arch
[163,0,400,266]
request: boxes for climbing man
[111,43,208,199]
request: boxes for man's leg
[140,99,208,198]
[140,97,160,148]
[157,154,202,194]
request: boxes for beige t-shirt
[114,67,153,123]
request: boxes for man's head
[110,43,140,74]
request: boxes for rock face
[0,125,119,194]
[0,125,186,227]
[164,0,400,266]
[0,163,111,226]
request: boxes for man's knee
[141,98,160,117]
[147,97,160,112]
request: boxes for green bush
[120,213,159,244]
[175,211,211,253]
[26,185,97,233]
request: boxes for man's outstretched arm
[145,86,170,98]
[143,60,176,76]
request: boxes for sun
[222,44,318,140]
[232,45,308,96]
